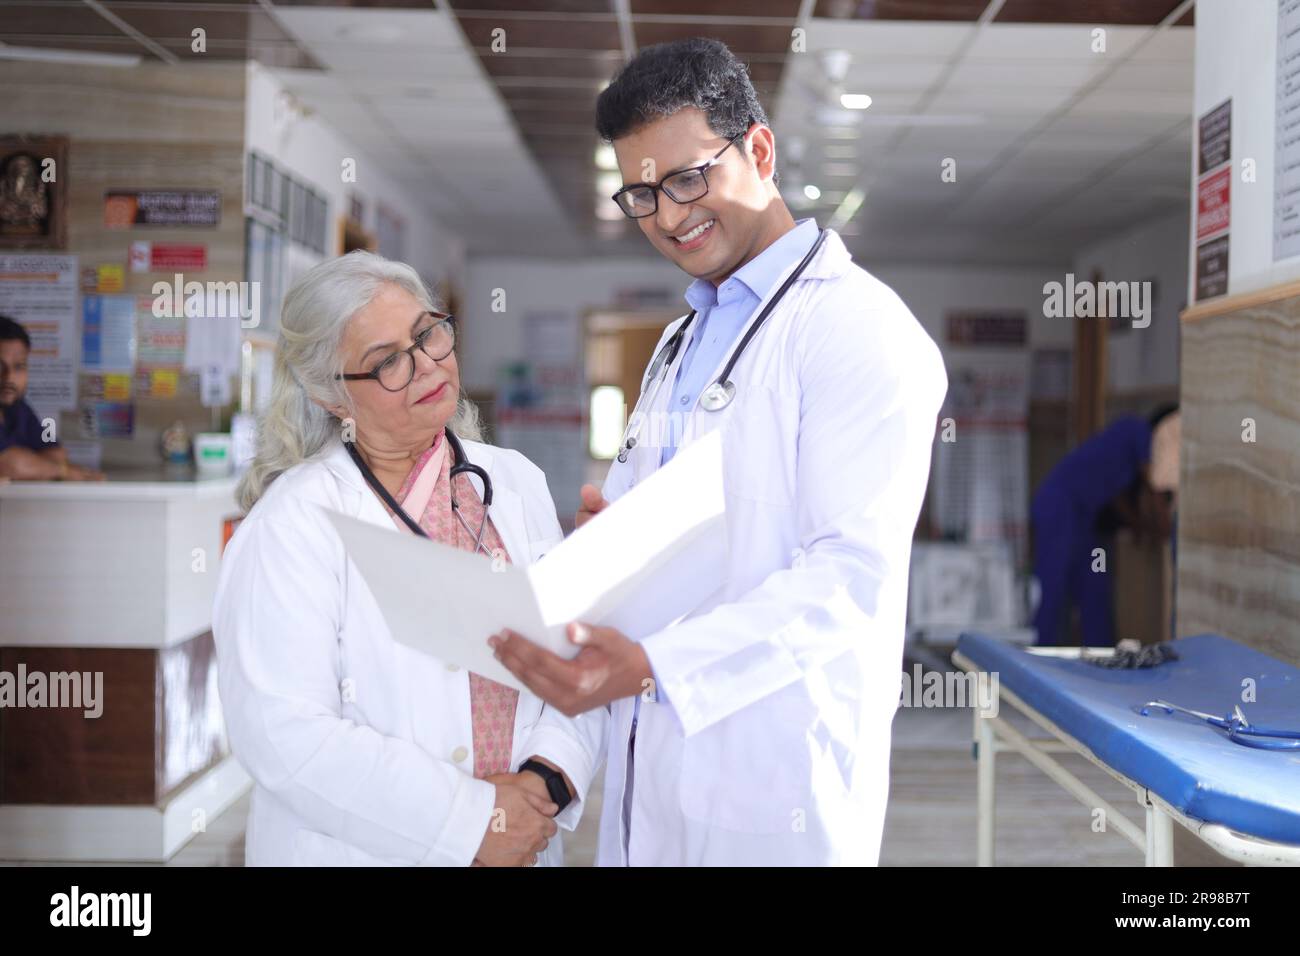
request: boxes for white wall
[1192,0,1294,299]
[865,260,1073,351]
[461,251,1074,391]
[460,255,685,392]
[463,222,1204,399]
[244,62,464,288]
[1071,210,1189,393]
[879,210,1188,397]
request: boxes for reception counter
[0,469,251,861]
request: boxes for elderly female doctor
[213,251,605,866]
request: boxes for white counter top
[1,468,242,647]
[0,469,240,502]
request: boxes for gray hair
[237,250,482,512]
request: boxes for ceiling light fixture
[829,187,867,230]
[335,22,405,43]
[596,171,623,196]
[594,143,618,171]
[0,42,141,68]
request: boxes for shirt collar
[682,218,820,314]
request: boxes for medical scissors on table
[1140,699,1300,751]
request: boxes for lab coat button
[452,746,469,763]
[680,395,690,405]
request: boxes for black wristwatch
[519,759,572,812]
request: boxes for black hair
[1148,402,1179,429]
[596,37,769,147]
[0,314,30,350]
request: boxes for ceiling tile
[633,0,800,15]
[633,22,793,55]
[457,17,622,51]
[448,0,613,13]
[994,1,1184,26]
[483,51,621,78]
[0,2,125,37]
[814,0,987,21]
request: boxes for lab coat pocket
[720,384,797,507]
[677,694,814,834]
[528,534,562,565]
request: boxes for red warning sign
[1196,166,1230,242]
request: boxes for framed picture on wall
[0,134,69,250]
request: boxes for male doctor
[490,37,948,865]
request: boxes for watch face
[525,761,570,809]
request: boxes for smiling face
[613,107,783,286]
[332,283,459,452]
[0,338,29,409]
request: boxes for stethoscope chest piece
[699,380,736,412]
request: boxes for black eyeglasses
[336,313,455,392]
[611,130,747,219]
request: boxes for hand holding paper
[490,620,652,716]
[325,431,726,692]
[574,483,608,528]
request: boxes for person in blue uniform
[0,314,102,481]
[1031,405,1179,646]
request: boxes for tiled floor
[883,705,1142,866]
[4,702,1237,866]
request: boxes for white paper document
[325,431,727,690]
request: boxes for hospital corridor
[0,0,1294,937]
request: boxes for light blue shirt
[658,217,820,466]
[621,219,821,854]
[623,219,821,857]
[633,219,820,718]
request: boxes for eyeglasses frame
[610,128,752,220]
[335,312,456,392]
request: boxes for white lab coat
[212,437,607,866]
[597,227,947,866]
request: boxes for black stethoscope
[617,227,828,463]
[345,427,494,555]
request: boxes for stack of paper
[326,431,726,690]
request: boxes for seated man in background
[0,314,102,481]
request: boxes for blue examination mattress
[955,632,1300,844]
